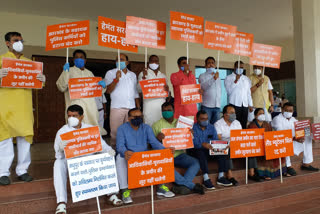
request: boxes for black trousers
[232,105,248,129]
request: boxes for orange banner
[264,130,294,160]
[294,120,311,140]
[250,43,282,69]
[162,128,194,150]
[128,149,175,189]
[180,84,202,105]
[98,16,138,52]
[68,77,102,100]
[1,58,43,89]
[230,129,265,158]
[204,21,237,52]
[225,31,254,57]
[139,78,168,99]
[125,16,166,49]
[170,11,204,44]
[312,123,320,140]
[61,126,102,159]
[46,20,90,51]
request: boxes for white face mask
[254,69,262,76]
[206,67,216,73]
[149,63,159,70]
[257,114,265,121]
[235,68,244,75]
[68,117,79,128]
[12,41,23,53]
[283,111,293,119]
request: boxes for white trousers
[0,137,31,177]
[286,136,313,167]
[54,158,68,203]
[98,110,105,129]
[116,154,128,190]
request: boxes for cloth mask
[199,120,209,127]
[228,113,237,122]
[162,111,174,119]
[131,117,143,127]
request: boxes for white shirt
[199,71,221,108]
[224,73,253,107]
[104,68,139,109]
[214,118,242,142]
[271,113,297,137]
[54,123,111,159]
[95,94,107,110]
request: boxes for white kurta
[137,69,167,126]
[56,66,106,135]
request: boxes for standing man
[224,61,253,129]
[56,49,107,135]
[138,55,169,126]
[104,54,140,149]
[171,56,202,119]
[0,32,46,185]
[95,94,107,131]
[199,56,221,124]
[248,65,274,122]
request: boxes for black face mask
[130,116,143,127]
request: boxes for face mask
[257,114,265,122]
[207,67,216,73]
[254,69,262,76]
[228,113,237,122]
[180,66,185,71]
[12,41,23,53]
[130,117,143,127]
[162,111,174,119]
[235,68,244,75]
[116,61,127,70]
[199,120,209,127]
[283,112,293,119]
[74,58,85,69]
[149,63,159,70]
[68,117,79,128]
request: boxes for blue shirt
[192,123,219,149]
[116,122,165,157]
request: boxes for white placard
[209,140,229,155]
[176,115,194,128]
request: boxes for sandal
[55,203,66,214]
[108,194,123,207]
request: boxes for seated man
[271,102,319,176]
[152,102,205,195]
[54,105,121,214]
[214,104,242,186]
[116,108,175,204]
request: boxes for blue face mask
[130,117,143,127]
[199,120,209,127]
[235,68,244,75]
[116,61,127,70]
[207,67,216,73]
[180,66,185,71]
[74,58,85,69]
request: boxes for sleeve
[147,125,165,150]
[247,78,253,106]
[116,126,128,157]
[199,73,216,90]
[137,71,143,93]
[104,69,115,86]
[192,125,203,149]
[54,130,63,159]
[271,116,282,131]
[152,122,160,137]
[212,126,219,140]
[170,72,181,87]
[268,79,273,90]
[224,75,238,96]
[214,122,222,135]
[56,71,70,92]
[133,75,139,99]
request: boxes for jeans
[174,153,200,190]
[201,106,221,125]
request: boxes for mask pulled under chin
[68,117,79,128]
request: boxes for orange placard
[230,129,265,158]
[250,43,282,69]
[125,16,166,49]
[68,77,102,100]
[139,78,168,99]
[294,120,311,140]
[162,128,194,150]
[128,149,175,189]
[61,126,102,159]
[204,21,237,52]
[170,11,204,44]
[225,31,254,57]
[46,20,90,51]
[264,130,294,160]
[180,84,202,105]
[98,16,138,52]
[1,58,43,89]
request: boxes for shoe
[217,177,232,187]
[248,174,261,182]
[193,183,205,195]
[156,184,175,198]
[122,189,133,204]
[203,179,215,190]
[0,176,11,185]
[301,165,319,171]
[18,173,33,182]
[287,167,297,176]
[172,183,192,195]
[228,177,238,186]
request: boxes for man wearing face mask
[248,65,274,122]
[104,54,140,150]
[53,105,120,214]
[214,104,242,186]
[0,32,46,185]
[271,102,318,176]
[199,56,221,125]
[224,61,253,129]
[137,55,169,126]
[56,49,107,136]
[116,108,175,203]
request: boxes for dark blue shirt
[192,123,219,149]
